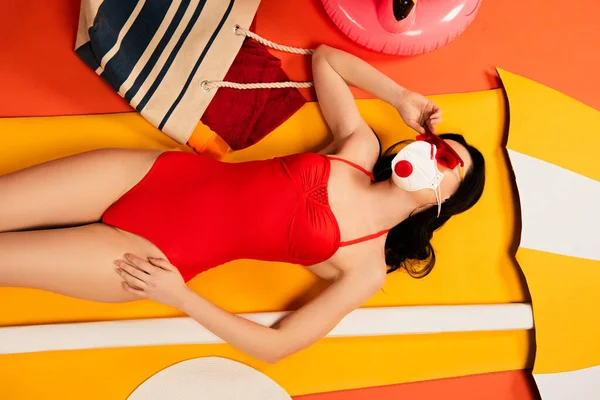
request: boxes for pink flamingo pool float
[320,0,483,55]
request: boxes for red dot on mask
[394,160,413,178]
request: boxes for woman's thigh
[0,148,162,232]
[0,223,168,303]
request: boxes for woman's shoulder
[327,124,381,170]
[330,236,388,274]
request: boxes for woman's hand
[395,89,442,134]
[114,254,190,308]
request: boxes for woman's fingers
[122,253,153,274]
[122,281,147,298]
[116,263,148,288]
[116,261,146,280]
[409,119,426,134]
[427,104,442,133]
[149,257,175,271]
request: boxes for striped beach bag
[75,0,261,144]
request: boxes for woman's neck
[365,180,435,231]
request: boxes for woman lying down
[0,45,485,363]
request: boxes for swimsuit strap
[328,156,375,181]
[339,229,390,247]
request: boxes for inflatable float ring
[320,0,482,56]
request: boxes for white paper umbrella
[128,357,291,400]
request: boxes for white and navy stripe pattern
[76,0,261,143]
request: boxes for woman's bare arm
[312,45,442,158]
[117,254,385,363]
[312,44,408,142]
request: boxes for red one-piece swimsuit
[102,152,388,281]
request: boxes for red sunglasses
[416,131,465,172]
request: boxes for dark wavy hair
[372,133,485,278]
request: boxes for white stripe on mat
[534,364,600,400]
[508,149,600,261]
[0,304,533,355]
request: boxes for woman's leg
[0,223,168,303]
[0,148,162,232]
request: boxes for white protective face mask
[391,141,444,217]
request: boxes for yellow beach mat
[0,81,528,397]
[0,87,523,325]
[0,330,530,399]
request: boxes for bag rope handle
[200,25,314,92]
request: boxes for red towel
[200,38,306,150]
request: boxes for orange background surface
[294,370,538,400]
[1,0,599,117]
[255,0,600,109]
[2,1,595,399]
